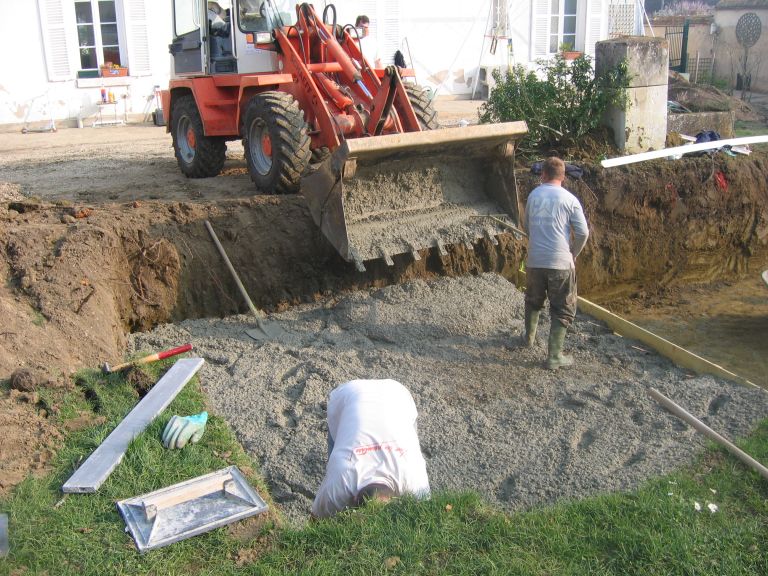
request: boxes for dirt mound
[0,202,183,385]
[0,391,62,497]
[668,73,763,122]
[518,149,768,298]
[0,182,25,203]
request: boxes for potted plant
[559,42,582,61]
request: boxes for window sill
[76,76,132,88]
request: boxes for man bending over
[311,379,430,518]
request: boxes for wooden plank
[62,358,205,493]
[578,297,759,390]
[601,135,768,167]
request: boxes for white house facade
[1,0,169,128]
[0,0,638,128]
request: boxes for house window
[75,0,122,70]
[548,0,578,53]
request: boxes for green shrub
[479,54,629,153]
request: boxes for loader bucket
[300,121,528,270]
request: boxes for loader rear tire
[243,92,311,194]
[405,84,439,130]
[171,95,226,178]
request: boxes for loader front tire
[171,95,226,178]
[405,84,439,130]
[243,92,311,194]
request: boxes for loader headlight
[255,32,272,44]
[246,32,273,45]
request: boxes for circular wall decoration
[736,12,762,48]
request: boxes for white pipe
[601,135,768,168]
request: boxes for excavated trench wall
[574,152,768,298]
[159,199,523,323]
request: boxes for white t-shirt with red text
[311,379,430,518]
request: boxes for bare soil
[1,119,767,511]
[0,392,62,497]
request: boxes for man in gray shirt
[523,157,589,369]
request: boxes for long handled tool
[204,220,285,340]
[102,343,193,374]
[648,387,768,481]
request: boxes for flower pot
[562,51,583,61]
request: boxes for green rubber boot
[546,323,573,370]
[523,309,540,347]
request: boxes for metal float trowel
[117,466,268,553]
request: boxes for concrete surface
[596,36,670,88]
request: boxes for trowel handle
[141,476,228,520]
[111,344,193,372]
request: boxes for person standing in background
[355,15,381,68]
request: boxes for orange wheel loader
[163,1,528,270]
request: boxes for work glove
[162,412,208,449]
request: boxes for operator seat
[209,8,235,73]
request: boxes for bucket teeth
[350,248,366,272]
[380,247,394,267]
[436,239,448,257]
[410,245,421,261]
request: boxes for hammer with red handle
[101,344,193,374]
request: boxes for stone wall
[596,37,669,153]
[668,111,736,138]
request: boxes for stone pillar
[595,37,669,153]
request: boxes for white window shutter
[355,0,377,30]
[379,0,400,66]
[531,0,550,59]
[584,0,607,56]
[124,0,151,76]
[38,0,75,81]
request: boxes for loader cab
[169,0,234,75]
[169,0,295,77]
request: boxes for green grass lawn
[2,362,767,575]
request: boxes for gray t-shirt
[525,182,589,270]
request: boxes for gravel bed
[130,273,768,524]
